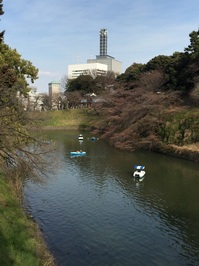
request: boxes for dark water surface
[24,130,199,266]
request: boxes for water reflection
[24,130,199,266]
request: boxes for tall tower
[100,29,107,56]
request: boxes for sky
[1,0,199,93]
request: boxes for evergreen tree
[184,30,199,59]
[0,0,5,43]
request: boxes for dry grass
[171,142,199,152]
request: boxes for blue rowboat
[70,151,86,156]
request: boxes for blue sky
[1,0,199,93]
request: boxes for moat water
[24,130,199,266]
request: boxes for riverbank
[0,173,56,266]
[169,143,199,162]
[3,108,195,265]
[150,142,199,163]
[29,109,199,163]
[30,109,92,130]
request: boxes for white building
[48,81,61,98]
[87,29,122,75]
[68,63,108,80]
[87,56,122,76]
[67,29,122,80]
[18,86,43,111]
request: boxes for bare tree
[60,74,68,92]
[65,91,82,108]
[93,86,182,151]
[86,68,98,79]
[0,106,57,196]
[41,93,51,110]
[137,70,166,92]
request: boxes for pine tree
[0,0,5,43]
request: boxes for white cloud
[39,71,61,77]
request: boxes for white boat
[133,165,145,178]
[78,134,83,140]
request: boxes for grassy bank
[0,173,55,266]
[29,109,95,130]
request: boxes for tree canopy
[0,0,4,43]
[0,2,50,190]
[116,30,199,95]
[184,30,199,59]
[66,71,116,95]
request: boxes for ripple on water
[24,130,199,266]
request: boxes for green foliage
[0,0,4,43]
[0,6,56,265]
[0,43,38,89]
[184,30,199,59]
[32,109,92,128]
[145,55,173,71]
[158,110,199,145]
[0,34,39,166]
[116,63,144,83]
[0,176,55,266]
[115,29,199,95]
[0,13,46,183]
[67,75,94,93]
[66,71,116,94]
[0,0,4,15]
[0,5,37,89]
[143,53,195,92]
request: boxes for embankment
[31,108,199,163]
[0,173,55,266]
[30,109,93,130]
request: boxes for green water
[24,130,199,266]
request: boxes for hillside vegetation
[34,107,199,162]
